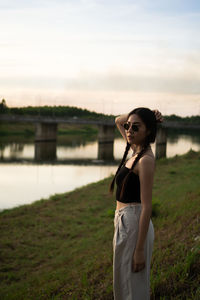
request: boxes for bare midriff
[116,200,141,210]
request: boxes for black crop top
[115,165,141,203]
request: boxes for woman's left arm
[132,156,155,272]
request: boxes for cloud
[0,0,200,112]
[1,69,199,95]
[63,71,200,94]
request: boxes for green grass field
[0,149,200,299]
[0,122,99,136]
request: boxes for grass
[0,122,99,136]
[0,122,35,136]
[0,122,123,139]
[0,149,200,299]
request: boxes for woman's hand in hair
[132,249,145,272]
[152,109,164,123]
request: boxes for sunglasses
[123,122,139,132]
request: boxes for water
[0,130,200,211]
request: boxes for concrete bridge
[1,114,198,160]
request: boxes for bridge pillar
[97,124,115,160]
[155,125,167,159]
[34,123,57,161]
[35,123,57,142]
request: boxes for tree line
[0,98,199,124]
[0,99,113,120]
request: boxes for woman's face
[125,114,149,146]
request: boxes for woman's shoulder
[140,147,155,161]
[138,151,155,172]
[140,150,155,162]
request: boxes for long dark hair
[109,107,157,201]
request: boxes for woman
[109,107,163,300]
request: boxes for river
[0,129,200,211]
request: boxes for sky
[0,0,200,116]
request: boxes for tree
[0,99,8,113]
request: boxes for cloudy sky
[0,0,200,116]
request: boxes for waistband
[115,203,142,215]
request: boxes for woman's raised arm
[115,114,128,142]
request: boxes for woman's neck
[131,144,150,155]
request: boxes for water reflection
[0,130,200,211]
[0,164,117,211]
[0,130,200,162]
[35,142,57,161]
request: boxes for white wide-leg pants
[113,204,154,300]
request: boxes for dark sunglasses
[123,122,139,132]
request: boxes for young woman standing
[109,107,163,300]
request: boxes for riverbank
[0,122,99,136]
[0,149,200,299]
